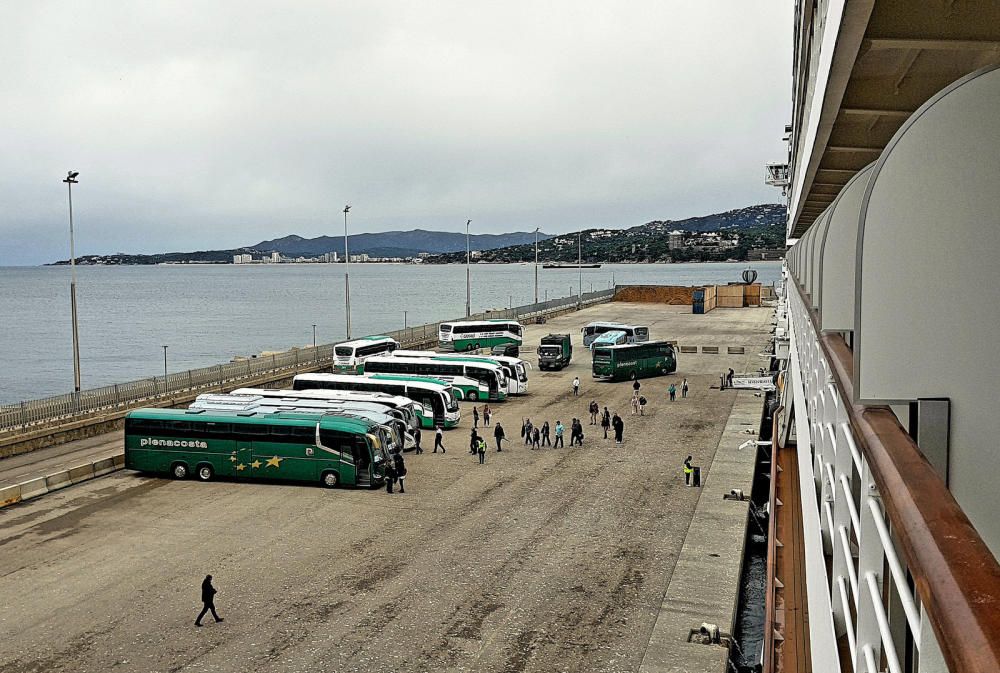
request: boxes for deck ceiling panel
[790,0,1000,237]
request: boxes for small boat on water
[542,263,602,269]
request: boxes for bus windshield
[335,346,353,356]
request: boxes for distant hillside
[427,204,786,264]
[252,230,552,257]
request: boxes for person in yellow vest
[684,456,694,486]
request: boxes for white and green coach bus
[438,320,523,352]
[333,336,399,373]
[361,355,507,401]
[392,350,529,395]
[292,373,461,429]
[124,408,389,488]
[230,387,425,430]
[190,394,413,451]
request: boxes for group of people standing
[588,402,625,445]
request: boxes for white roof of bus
[231,387,414,406]
[366,354,503,370]
[293,373,453,391]
[334,336,398,348]
[439,320,521,326]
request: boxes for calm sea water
[0,262,780,404]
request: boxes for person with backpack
[540,420,551,447]
[393,452,407,493]
[589,400,599,425]
[554,420,565,448]
[601,408,611,439]
[385,460,397,494]
[494,422,506,451]
[612,413,624,446]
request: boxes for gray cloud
[0,1,790,265]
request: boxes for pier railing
[0,289,614,434]
[776,273,1000,673]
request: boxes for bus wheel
[630,371,638,381]
[196,464,214,482]
[171,462,189,480]
[473,342,481,351]
[467,391,478,401]
[321,471,339,488]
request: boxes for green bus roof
[368,373,451,387]
[361,335,394,341]
[125,407,378,433]
[594,340,673,351]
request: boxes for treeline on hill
[426,223,785,264]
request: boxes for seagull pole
[63,171,82,393]
[343,205,351,339]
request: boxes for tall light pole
[403,310,408,329]
[534,227,540,304]
[343,205,351,339]
[465,219,472,317]
[577,232,583,302]
[312,324,317,348]
[161,345,168,394]
[63,171,81,393]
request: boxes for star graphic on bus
[265,456,283,468]
[229,455,237,462]
[236,463,246,471]
[251,460,262,469]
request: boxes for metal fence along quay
[0,289,615,433]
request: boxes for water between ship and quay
[0,298,773,673]
[0,262,780,405]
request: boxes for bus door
[351,437,371,484]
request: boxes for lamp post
[403,310,408,329]
[465,219,472,317]
[534,227,539,304]
[312,324,317,349]
[63,171,81,392]
[161,345,168,394]
[343,205,351,339]
[577,232,583,303]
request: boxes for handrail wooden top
[793,277,1000,673]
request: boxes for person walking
[195,575,224,627]
[554,420,565,448]
[523,418,534,446]
[633,378,641,394]
[727,368,735,388]
[601,408,611,439]
[433,426,445,453]
[612,413,624,446]
[473,405,480,429]
[385,460,397,494]
[589,400,599,425]
[639,394,647,416]
[412,426,422,454]
[630,393,639,416]
[483,404,492,426]
[571,418,583,446]
[531,426,541,449]
[681,378,689,399]
[540,420,551,447]
[477,436,487,464]
[393,452,407,493]
[494,421,506,451]
[572,376,580,397]
[668,383,677,401]
[684,455,694,485]
[470,428,480,455]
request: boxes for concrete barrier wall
[0,452,127,510]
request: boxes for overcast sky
[1,2,790,265]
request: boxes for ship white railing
[781,275,1000,673]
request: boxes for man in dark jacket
[494,422,506,451]
[393,452,407,493]
[195,575,223,626]
[412,427,422,454]
[385,461,397,494]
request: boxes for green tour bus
[124,408,389,488]
[361,355,507,401]
[438,320,523,352]
[592,341,677,381]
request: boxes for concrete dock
[0,300,772,673]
